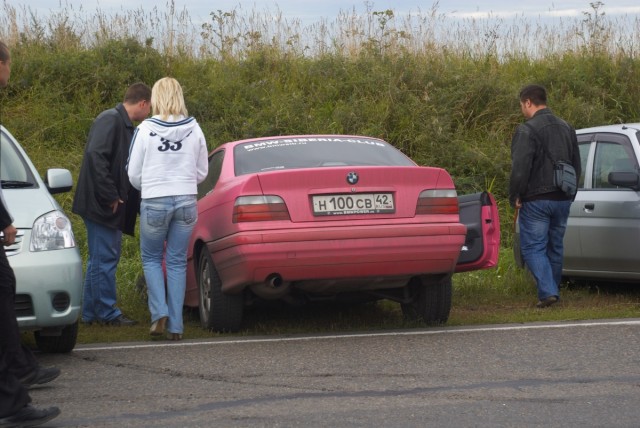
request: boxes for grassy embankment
[1,2,638,343]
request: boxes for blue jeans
[81,218,123,322]
[519,199,572,301]
[140,195,197,335]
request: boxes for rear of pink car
[208,166,466,295]
[185,135,500,332]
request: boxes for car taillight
[233,196,291,222]
[416,189,459,215]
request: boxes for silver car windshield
[234,136,415,176]
[1,130,36,188]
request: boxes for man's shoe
[103,314,138,326]
[19,367,61,387]
[0,404,60,427]
[536,296,559,308]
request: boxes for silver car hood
[2,187,61,229]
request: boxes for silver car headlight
[30,210,76,251]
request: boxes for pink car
[184,135,500,332]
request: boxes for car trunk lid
[254,165,457,223]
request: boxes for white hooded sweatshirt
[127,115,208,199]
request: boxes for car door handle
[583,203,595,212]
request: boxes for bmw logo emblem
[346,172,359,185]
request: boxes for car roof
[577,123,640,135]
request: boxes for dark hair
[123,82,151,104]
[519,84,547,106]
[0,41,10,62]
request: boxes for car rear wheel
[401,275,452,324]
[198,250,243,332]
[34,320,78,353]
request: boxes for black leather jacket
[0,194,12,231]
[72,103,140,235]
[509,108,581,207]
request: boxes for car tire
[34,320,78,353]
[135,273,148,301]
[198,250,243,332]
[401,275,452,325]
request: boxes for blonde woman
[127,77,208,340]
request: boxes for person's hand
[110,199,124,214]
[512,198,522,231]
[2,224,17,246]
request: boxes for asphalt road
[28,319,640,427]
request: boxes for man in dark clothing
[72,83,151,326]
[509,84,582,308]
[0,39,61,428]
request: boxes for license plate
[312,193,395,216]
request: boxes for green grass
[451,249,640,325]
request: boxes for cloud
[448,5,640,20]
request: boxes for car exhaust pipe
[249,274,290,299]
[266,274,283,288]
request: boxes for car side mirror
[45,168,73,194]
[608,171,640,191]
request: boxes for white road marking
[74,319,640,352]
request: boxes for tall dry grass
[1,1,638,60]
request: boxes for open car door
[455,191,501,272]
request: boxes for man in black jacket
[72,83,151,326]
[0,39,61,428]
[509,84,581,308]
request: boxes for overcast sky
[22,0,640,25]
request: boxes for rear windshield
[234,136,414,175]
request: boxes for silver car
[1,125,82,352]
[515,123,640,282]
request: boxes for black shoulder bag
[524,123,577,198]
